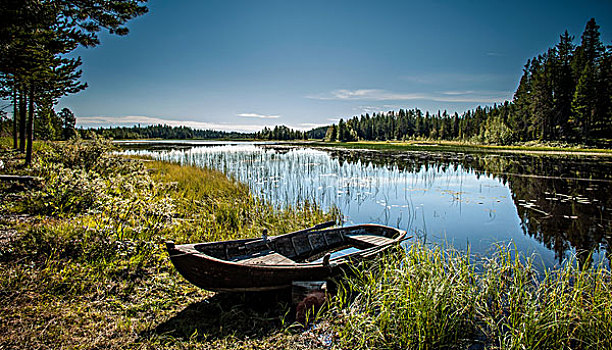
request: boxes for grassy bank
[299,140,612,156]
[0,137,337,349]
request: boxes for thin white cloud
[236,113,280,119]
[309,88,512,104]
[399,73,508,85]
[441,90,475,95]
[308,89,428,101]
[354,105,405,115]
[76,115,268,133]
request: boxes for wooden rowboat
[166,222,407,292]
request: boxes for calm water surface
[122,141,612,267]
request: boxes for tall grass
[330,244,478,349]
[329,244,612,349]
[148,159,339,244]
[0,137,338,349]
[479,248,612,349]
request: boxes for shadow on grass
[150,290,294,342]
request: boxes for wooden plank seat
[233,250,296,265]
[346,234,395,247]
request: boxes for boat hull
[167,224,406,292]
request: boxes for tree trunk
[25,87,35,166]
[19,89,27,152]
[12,89,18,150]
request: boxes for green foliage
[324,124,337,141]
[0,0,148,165]
[572,64,597,137]
[307,125,328,140]
[255,125,307,141]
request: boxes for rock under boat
[166,222,407,292]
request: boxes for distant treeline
[86,124,253,140]
[254,125,307,140]
[85,124,316,141]
[324,18,612,145]
[0,106,77,141]
[251,125,329,140]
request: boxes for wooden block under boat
[346,234,395,247]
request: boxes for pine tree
[325,124,337,141]
[510,62,532,142]
[0,0,148,165]
[59,108,76,140]
[572,64,596,139]
[529,54,554,140]
[598,48,612,136]
[552,31,575,139]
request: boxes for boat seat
[235,250,296,265]
[346,234,394,247]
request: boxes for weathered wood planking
[346,234,395,247]
[167,224,408,292]
[238,250,296,265]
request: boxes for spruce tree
[552,31,575,139]
[599,48,612,136]
[572,64,596,139]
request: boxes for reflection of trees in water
[472,155,611,266]
[326,149,612,264]
[501,172,609,265]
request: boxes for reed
[328,243,612,349]
[330,244,478,349]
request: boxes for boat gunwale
[168,224,407,269]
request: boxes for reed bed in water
[328,244,612,349]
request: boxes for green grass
[0,137,337,349]
[328,244,612,349]
[0,136,13,150]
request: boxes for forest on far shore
[323,18,612,145]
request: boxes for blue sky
[58,0,612,132]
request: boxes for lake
[121,141,612,267]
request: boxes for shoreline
[290,140,612,157]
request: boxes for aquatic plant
[329,244,612,349]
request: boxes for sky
[56,0,612,132]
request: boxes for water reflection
[122,142,611,266]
